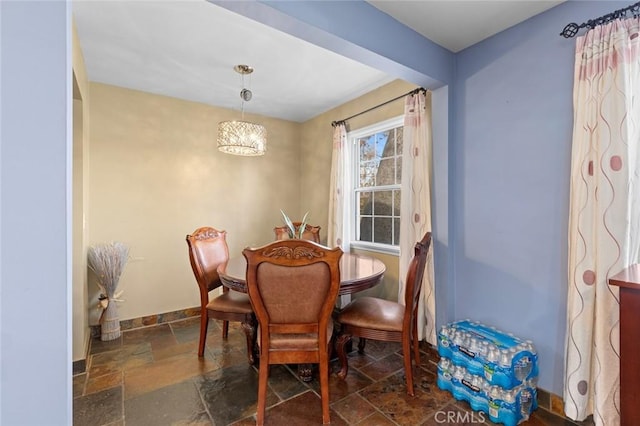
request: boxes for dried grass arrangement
[88,241,129,341]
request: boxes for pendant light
[217,65,267,156]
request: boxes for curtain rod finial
[560,22,579,38]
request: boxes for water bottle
[520,388,533,419]
[453,330,465,347]
[524,339,536,354]
[486,344,499,363]
[514,353,532,381]
[453,365,465,381]
[488,385,502,401]
[469,337,481,355]
[463,371,474,387]
[499,348,512,368]
[461,332,471,351]
[479,340,489,358]
[438,357,452,372]
[440,325,451,339]
[439,326,452,350]
[438,358,453,389]
[471,373,485,391]
[502,388,516,404]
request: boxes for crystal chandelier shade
[217,65,267,156]
[217,120,267,156]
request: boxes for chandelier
[217,65,267,156]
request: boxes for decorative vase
[100,300,121,341]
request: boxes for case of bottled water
[437,358,538,426]
[436,320,538,425]
[437,320,538,389]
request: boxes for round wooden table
[218,252,386,295]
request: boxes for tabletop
[218,252,386,296]
[609,264,640,290]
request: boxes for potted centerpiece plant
[280,210,309,239]
[88,241,129,341]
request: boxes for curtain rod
[331,87,426,127]
[560,1,640,38]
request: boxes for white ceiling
[72,0,563,123]
[369,1,564,54]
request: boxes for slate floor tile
[73,386,123,426]
[124,380,206,426]
[73,318,581,426]
[194,363,278,425]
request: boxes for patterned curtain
[328,123,348,250]
[564,18,640,425]
[398,91,436,345]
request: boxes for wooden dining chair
[186,227,256,364]
[273,221,321,243]
[335,232,431,396]
[243,240,343,425]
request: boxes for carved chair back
[273,221,321,243]
[243,239,342,425]
[186,227,229,297]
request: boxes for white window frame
[346,115,403,256]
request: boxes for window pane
[359,216,373,242]
[373,217,392,244]
[359,191,372,215]
[376,131,391,159]
[396,127,403,155]
[377,156,395,186]
[359,160,377,187]
[373,190,393,215]
[359,137,376,162]
[393,218,400,245]
[393,190,401,216]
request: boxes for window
[348,116,403,254]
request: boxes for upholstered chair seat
[337,297,403,332]
[206,291,253,314]
[259,319,334,351]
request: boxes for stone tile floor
[73,317,592,425]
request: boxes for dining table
[217,251,386,381]
[218,251,386,296]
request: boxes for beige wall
[87,83,302,322]
[72,20,91,362]
[83,78,425,326]
[299,79,420,300]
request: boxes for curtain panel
[565,18,640,426]
[399,91,436,345]
[328,123,348,250]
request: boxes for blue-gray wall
[0,1,72,424]
[451,1,628,395]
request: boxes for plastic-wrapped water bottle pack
[436,320,539,426]
[438,319,538,388]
